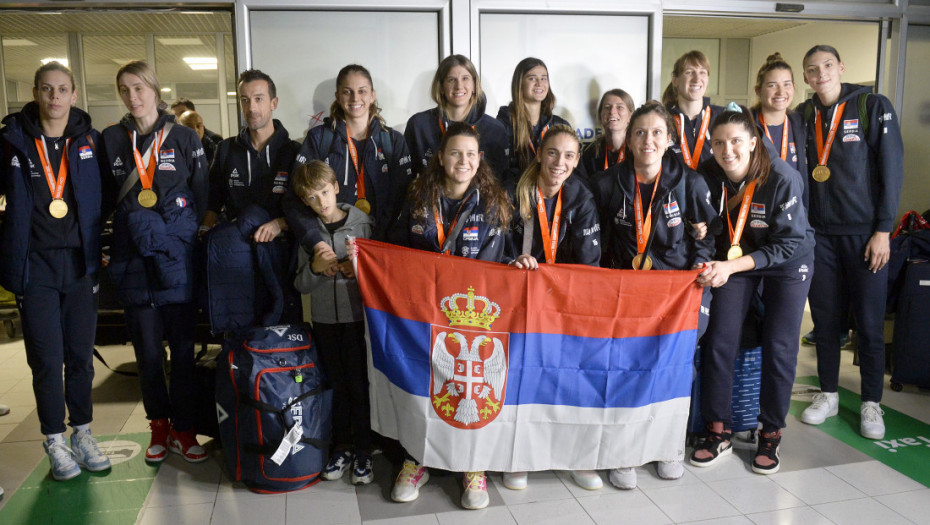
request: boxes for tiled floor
[0,309,929,524]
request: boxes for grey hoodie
[294,203,373,324]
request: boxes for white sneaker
[390,460,429,502]
[503,471,528,490]
[71,428,111,472]
[461,471,489,510]
[570,470,602,490]
[801,391,839,425]
[608,467,637,490]
[656,460,684,480]
[44,435,80,481]
[860,401,886,440]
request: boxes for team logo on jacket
[160,149,175,160]
[663,200,680,217]
[158,162,176,171]
[667,217,682,228]
[113,157,123,167]
[79,145,93,160]
[750,203,766,217]
[10,157,19,168]
[430,287,508,429]
[175,196,188,208]
[462,226,479,241]
[843,134,861,142]
[273,172,288,194]
[750,219,769,228]
[843,119,859,131]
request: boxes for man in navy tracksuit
[0,62,110,480]
[798,46,903,440]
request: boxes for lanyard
[527,124,551,157]
[34,137,70,201]
[346,122,367,200]
[434,196,470,255]
[759,114,789,161]
[726,179,758,248]
[814,102,847,167]
[603,141,625,170]
[536,186,563,264]
[675,107,711,170]
[634,167,662,255]
[130,129,165,191]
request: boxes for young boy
[292,160,375,484]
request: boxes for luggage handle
[892,211,930,239]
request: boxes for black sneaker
[752,431,781,475]
[689,429,733,468]
[351,452,373,485]
[322,449,354,481]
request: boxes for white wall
[900,25,930,217]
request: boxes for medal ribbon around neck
[433,196,470,255]
[34,136,70,205]
[814,101,847,168]
[536,186,563,264]
[759,113,789,161]
[675,107,711,170]
[346,122,368,202]
[634,166,663,257]
[527,124,550,157]
[603,141,626,170]
[726,179,759,257]
[130,128,165,193]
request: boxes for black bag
[887,211,930,313]
[890,261,930,390]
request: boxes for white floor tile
[436,506,517,525]
[680,516,755,525]
[641,481,741,523]
[137,502,215,525]
[285,489,361,525]
[576,490,672,525]
[507,498,595,525]
[813,497,914,525]
[684,452,756,483]
[707,476,806,514]
[874,488,930,525]
[825,461,926,496]
[747,506,836,525]
[211,493,287,525]
[364,514,440,525]
[770,467,865,505]
[144,457,223,507]
[492,470,574,506]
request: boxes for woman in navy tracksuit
[751,53,807,178]
[691,105,814,475]
[496,57,571,184]
[797,45,903,441]
[593,101,717,490]
[98,60,209,464]
[405,55,508,180]
[388,122,512,510]
[502,124,600,492]
[662,51,725,171]
[285,64,412,253]
[578,89,635,189]
[0,62,110,480]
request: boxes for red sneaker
[146,419,171,462]
[168,428,208,463]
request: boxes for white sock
[46,432,65,443]
[73,423,91,434]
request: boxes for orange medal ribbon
[759,114,789,161]
[675,107,711,170]
[527,124,550,157]
[634,167,663,256]
[536,186,563,264]
[34,137,70,202]
[433,197,470,255]
[814,101,847,167]
[129,129,165,192]
[603,142,625,171]
[726,179,759,251]
[346,122,367,201]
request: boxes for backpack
[803,92,871,136]
[216,324,332,493]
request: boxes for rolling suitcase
[890,260,930,391]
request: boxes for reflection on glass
[2,35,68,110]
[83,35,147,102]
[155,35,218,101]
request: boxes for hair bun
[766,52,784,64]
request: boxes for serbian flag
[356,239,702,472]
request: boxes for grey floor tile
[641,481,741,523]
[874,489,930,525]
[747,506,836,525]
[770,467,866,505]
[813,497,915,525]
[707,476,806,515]
[507,498,595,525]
[576,490,672,525]
[825,461,926,496]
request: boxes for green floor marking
[0,433,159,524]
[791,376,930,487]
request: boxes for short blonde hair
[292,160,338,201]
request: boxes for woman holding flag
[692,104,814,474]
[592,100,717,490]
[388,122,512,509]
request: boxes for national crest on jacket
[430,286,508,429]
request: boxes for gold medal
[48,199,68,219]
[138,188,158,208]
[631,253,653,271]
[355,198,371,215]
[812,165,831,182]
[727,245,743,260]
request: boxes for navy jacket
[404,95,508,180]
[495,104,571,184]
[0,103,103,294]
[797,83,903,235]
[594,153,717,270]
[208,119,299,222]
[389,185,509,263]
[285,117,411,249]
[752,110,807,178]
[507,175,600,266]
[99,111,208,305]
[668,97,725,168]
[578,137,625,191]
[699,157,814,271]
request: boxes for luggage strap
[93,348,138,377]
[238,384,330,451]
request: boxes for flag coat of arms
[356,239,703,472]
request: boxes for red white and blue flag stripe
[356,239,703,472]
